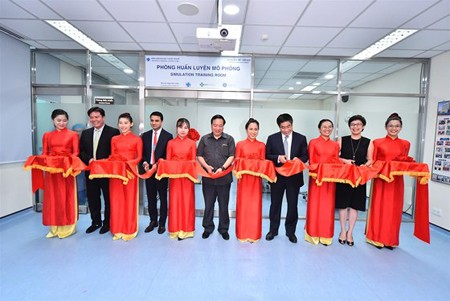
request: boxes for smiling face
[279,121,293,137]
[177,122,189,138]
[211,118,224,138]
[349,120,364,136]
[89,111,105,130]
[386,120,402,138]
[319,121,333,138]
[150,115,162,131]
[246,122,259,140]
[53,114,68,131]
[118,117,133,134]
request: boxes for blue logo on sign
[186,82,191,87]
[200,82,204,87]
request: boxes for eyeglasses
[350,123,363,127]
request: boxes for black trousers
[85,175,110,226]
[145,175,169,226]
[202,183,231,234]
[269,175,301,235]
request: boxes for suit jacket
[266,131,308,186]
[79,124,120,166]
[141,128,173,169]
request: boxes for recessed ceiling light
[312,82,321,86]
[177,2,199,16]
[312,90,320,94]
[224,4,240,15]
[352,29,418,60]
[124,68,134,74]
[288,87,294,90]
[324,74,334,79]
[295,81,302,85]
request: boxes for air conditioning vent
[292,72,323,79]
[0,26,24,40]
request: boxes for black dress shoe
[221,232,230,240]
[144,221,158,233]
[287,234,298,244]
[202,231,211,239]
[157,226,166,234]
[384,245,394,250]
[86,224,101,234]
[265,232,277,241]
[99,225,109,234]
[338,232,346,245]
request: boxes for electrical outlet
[431,207,442,217]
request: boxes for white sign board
[145,55,252,90]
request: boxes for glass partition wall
[31,50,429,221]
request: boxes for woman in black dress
[335,115,371,246]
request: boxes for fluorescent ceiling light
[224,4,240,15]
[312,90,320,94]
[46,20,106,53]
[288,87,294,90]
[301,85,317,92]
[46,20,134,74]
[295,81,302,85]
[324,74,334,79]
[352,29,418,60]
[312,82,321,86]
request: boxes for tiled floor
[1,207,449,301]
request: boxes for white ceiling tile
[100,0,165,22]
[433,40,450,50]
[402,0,450,29]
[41,0,113,21]
[263,70,297,79]
[279,47,321,56]
[391,30,450,50]
[298,0,372,27]
[0,19,70,40]
[241,25,291,46]
[285,27,342,47]
[269,58,308,71]
[427,15,450,30]
[246,0,309,25]
[414,50,447,57]
[159,0,217,23]
[239,45,280,55]
[0,0,34,18]
[376,49,427,58]
[99,42,143,51]
[139,43,181,52]
[327,28,391,48]
[301,60,338,72]
[350,0,440,28]
[71,21,133,42]
[121,22,177,43]
[38,40,85,49]
[11,0,60,19]
[346,62,396,73]
[317,47,360,57]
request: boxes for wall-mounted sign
[145,55,252,90]
[431,100,450,185]
[94,96,114,105]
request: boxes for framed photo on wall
[431,100,450,185]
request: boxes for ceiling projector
[196,25,242,51]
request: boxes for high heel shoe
[338,232,346,245]
[346,231,354,246]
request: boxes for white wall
[0,33,33,217]
[424,51,450,230]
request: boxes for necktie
[283,135,289,160]
[151,130,158,164]
[93,129,100,160]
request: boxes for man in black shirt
[197,115,235,240]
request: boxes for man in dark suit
[141,111,173,234]
[265,113,308,243]
[79,107,120,234]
